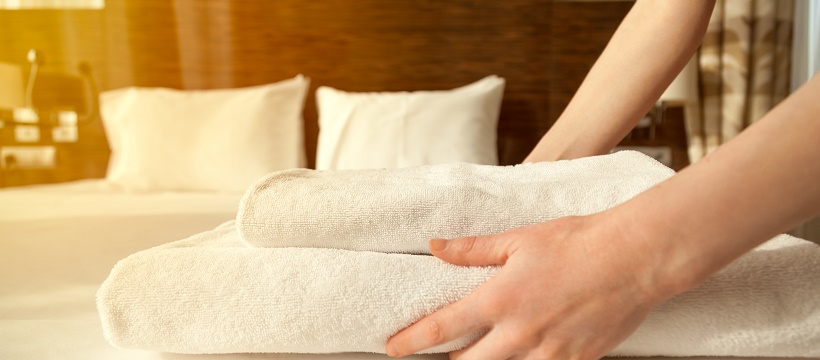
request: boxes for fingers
[386,298,487,358]
[449,326,521,360]
[429,233,516,266]
[388,232,520,357]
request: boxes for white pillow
[100,75,309,192]
[315,75,505,170]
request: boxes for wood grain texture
[1,1,634,181]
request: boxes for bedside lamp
[660,54,699,108]
[660,55,701,162]
[0,62,25,110]
[630,56,698,142]
[25,49,42,109]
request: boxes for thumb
[429,234,515,266]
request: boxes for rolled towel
[97,222,820,356]
[237,151,675,253]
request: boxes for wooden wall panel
[1,1,633,180]
[104,0,560,167]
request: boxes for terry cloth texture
[237,151,675,253]
[97,221,820,356]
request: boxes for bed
[2,83,819,360]
[0,180,241,360]
[2,180,818,360]
[0,178,467,360]
[0,168,757,358]
[0,181,452,360]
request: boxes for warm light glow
[0,62,25,110]
[0,0,104,9]
[661,55,699,104]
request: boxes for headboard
[0,0,633,175]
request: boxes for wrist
[589,205,702,307]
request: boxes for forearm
[604,76,820,301]
[525,0,714,162]
[387,78,818,359]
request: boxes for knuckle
[502,331,531,352]
[425,318,445,344]
[454,236,480,254]
[481,295,507,318]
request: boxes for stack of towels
[97,151,820,356]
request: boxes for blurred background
[0,0,817,238]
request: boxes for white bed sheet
[0,180,447,360]
[0,180,815,360]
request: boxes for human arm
[524,0,714,163]
[386,75,820,359]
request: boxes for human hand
[386,215,667,360]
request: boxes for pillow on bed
[100,75,309,192]
[315,75,505,170]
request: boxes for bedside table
[616,105,690,171]
[0,61,109,187]
[0,111,106,188]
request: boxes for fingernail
[429,239,448,252]
[387,344,400,357]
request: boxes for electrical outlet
[14,125,40,142]
[52,125,78,142]
[1,146,56,169]
[57,111,78,126]
[13,107,38,123]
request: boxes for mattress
[0,180,816,360]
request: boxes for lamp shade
[661,55,699,104]
[0,62,25,110]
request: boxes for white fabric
[99,75,310,193]
[0,180,241,221]
[238,151,674,253]
[98,221,492,354]
[315,75,504,170]
[7,185,815,360]
[0,182,448,360]
[98,221,820,357]
[0,182,241,360]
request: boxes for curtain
[687,0,794,163]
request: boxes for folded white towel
[237,151,675,253]
[98,221,494,355]
[98,221,820,356]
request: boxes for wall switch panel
[1,146,56,169]
[57,111,78,126]
[13,107,39,123]
[14,125,40,142]
[52,125,78,142]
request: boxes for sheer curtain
[687,0,794,163]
